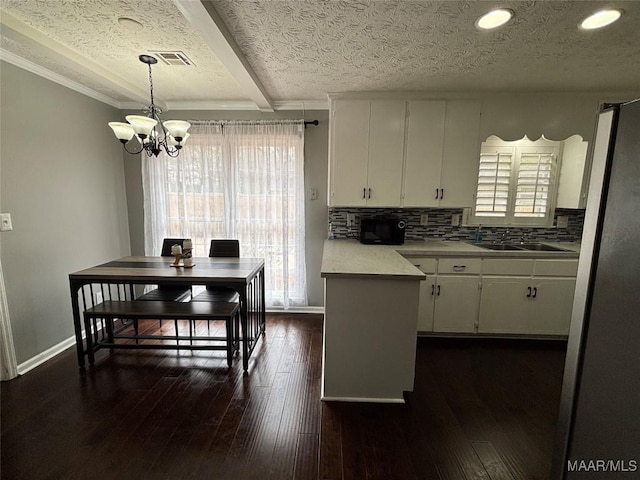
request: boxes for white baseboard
[266,306,324,314]
[320,395,406,404]
[17,334,79,375]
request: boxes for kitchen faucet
[520,232,531,244]
[499,229,510,244]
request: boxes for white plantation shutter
[514,149,555,218]
[472,141,559,225]
[475,146,514,218]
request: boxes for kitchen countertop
[321,239,580,280]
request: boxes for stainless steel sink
[517,243,568,252]
[476,243,524,251]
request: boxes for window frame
[470,137,562,227]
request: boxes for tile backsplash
[328,208,585,243]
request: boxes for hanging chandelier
[108,55,191,157]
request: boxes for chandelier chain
[148,63,156,116]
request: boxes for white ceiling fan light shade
[163,120,192,140]
[475,8,514,30]
[580,9,623,30]
[125,115,158,136]
[108,122,135,141]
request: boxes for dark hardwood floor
[1,314,566,480]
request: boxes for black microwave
[359,216,406,245]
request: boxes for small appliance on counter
[359,215,406,245]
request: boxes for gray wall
[0,62,131,364]
[120,109,329,306]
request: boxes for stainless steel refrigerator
[552,99,640,479]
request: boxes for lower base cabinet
[411,255,578,337]
[478,276,576,336]
[432,275,480,333]
[411,257,480,333]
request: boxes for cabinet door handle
[435,189,439,199]
[440,188,444,200]
[527,286,532,298]
[437,285,441,296]
[453,265,466,271]
[431,284,435,296]
[362,188,366,199]
[532,287,537,298]
[368,188,372,199]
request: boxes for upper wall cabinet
[556,135,589,208]
[329,99,406,206]
[404,100,481,207]
[328,97,481,208]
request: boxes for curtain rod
[189,119,319,128]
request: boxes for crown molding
[0,49,122,109]
[272,100,329,111]
[122,99,330,112]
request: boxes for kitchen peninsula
[320,239,581,403]
[321,240,425,403]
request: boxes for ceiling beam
[0,11,162,110]
[172,0,274,112]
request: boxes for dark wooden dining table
[68,256,265,372]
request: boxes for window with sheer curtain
[142,120,307,308]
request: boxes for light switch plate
[420,214,428,226]
[347,213,355,227]
[0,213,12,231]
[451,214,461,227]
[308,188,317,200]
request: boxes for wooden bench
[83,300,239,367]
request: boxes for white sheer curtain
[142,120,307,308]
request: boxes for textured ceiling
[1,0,639,109]
[213,0,640,98]
[0,0,246,103]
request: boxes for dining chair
[190,240,241,350]
[136,238,193,302]
[135,238,193,336]
[191,239,241,303]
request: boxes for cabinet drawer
[534,259,578,277]
[407,257,437,274]
[482,259,534,276]
[438,258,481,275]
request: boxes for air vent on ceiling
[149,51,194,66]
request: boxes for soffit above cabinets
[1,1,639,110]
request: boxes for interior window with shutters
[472,137,560,226]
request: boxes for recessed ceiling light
[117,17,144,31]
[580,9,623,30]
[475,9,514,30]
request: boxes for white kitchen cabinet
[328,99,406,206]
[432,275,481,333]
[403,100,481,207]
[439,101,482,207]
[556,135,589,208]
[411,257,480,333]
[329,99,370,206]
[403,101,446,207]
[478,276,532,334]
[409,258,437,331]
[478,258,577,335]
[329,97,481,207]
[417,275,437,331]
[528,277,576,334]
